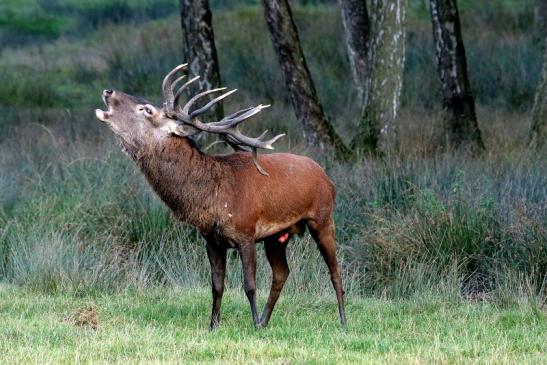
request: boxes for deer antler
[162,64,285,175]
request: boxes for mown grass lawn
[0,284,545,364]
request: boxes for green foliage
[0,68,81,108]
[0,0,178,47]
[1,2,542,113]
[0,10,66,36]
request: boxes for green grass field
[1,284,545,364]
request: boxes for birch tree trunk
[350,0,407,154]
[338,0,372,106]
[262,0,350,159]
[179,0,223,122]
[429,0,485,151]
[529,36,547,149]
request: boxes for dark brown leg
[259,238,290,327]
[238,242,259,326]
[205,238,227,330]
[307,218,347,327]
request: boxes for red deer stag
[95,64,347,329]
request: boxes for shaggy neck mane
[136,136,225,231]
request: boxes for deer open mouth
[95,92,113,122]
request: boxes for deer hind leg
[307,218,347,327]
[238,242,260,327]
[205,238,227,330]
[259,237,290,327]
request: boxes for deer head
[95,64,284,170]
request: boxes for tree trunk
[350,0,407,154]
[262,0,351,159]
[179,0,223,122]
[529,36,547,149]
[338,0,372,105]
[429,0,485,152]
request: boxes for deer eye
[143,105,155,117]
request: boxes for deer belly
[254,219,297,240]
[254,217,307,241]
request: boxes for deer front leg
[205,238,227,330]
[238,242,259,327]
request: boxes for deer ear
[163,120,200,137]
[174,124,201,137]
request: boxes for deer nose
[103,89,113,97]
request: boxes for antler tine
[174,75,200,110]
[172,75,187,89]
[216,104,270,128]
[220,106,255,122]
[228,130,286,150]
[255,129,269,140]
[162,64,187,111]
[204,105,269,129]
[189,89,238,118]
[180,87,228,115]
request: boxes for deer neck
[136,136,224,231]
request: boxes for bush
[332,154,546,299]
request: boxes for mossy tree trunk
[349,0,407,154]
[429,0,485,152]
[179,0,223,122]
[529,37,547,149]
[338,0,372,106]
[262,0,351,159]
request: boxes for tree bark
[262,0,351,159]
[529,36,547,149]
[429,0,485,152]
[179,0,223,122]
[350,0,407,154]
[338,0,372,106]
